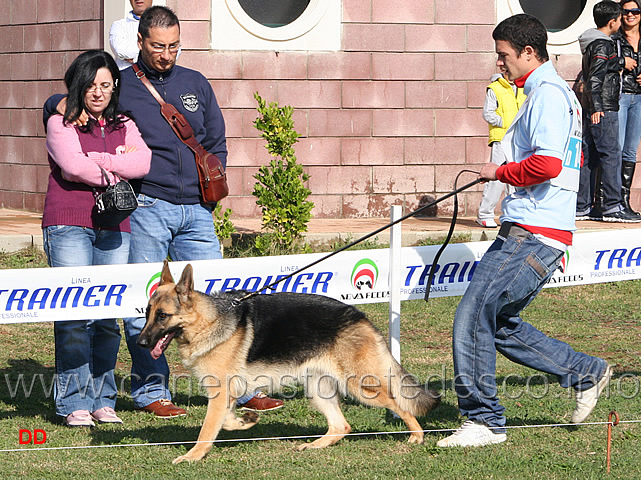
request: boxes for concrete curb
[0,234,43,253]
[302,229,499,247]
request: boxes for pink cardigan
[42,116,151,230]
[46,115,151,185]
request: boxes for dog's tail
[388,360,441,417]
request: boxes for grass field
[0,248,640,479]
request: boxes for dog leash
[230,173,483,308]
[423,169,472,302]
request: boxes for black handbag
[93,167,138,227]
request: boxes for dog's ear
[160,259,174,285]
[175,263,194,305]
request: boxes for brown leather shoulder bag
[133,64,229,204]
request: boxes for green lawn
[0,248,639,478]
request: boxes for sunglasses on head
[623,8,641,15]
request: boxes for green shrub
[213,203,236,240]
[252,92,313,255]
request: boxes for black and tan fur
[138,261,440,463]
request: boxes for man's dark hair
[594,1,622,29]
[63,50,129,132]
[492,14,549,62]
[138,5,180,39]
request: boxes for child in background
[476,72,526,228]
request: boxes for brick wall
[0,0,591,218]
[0,0,102,211]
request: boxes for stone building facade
[2,0,626,219]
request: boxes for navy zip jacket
[44,57,227,205]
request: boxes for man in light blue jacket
[437,14,612,449]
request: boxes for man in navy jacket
[44,6,283,417]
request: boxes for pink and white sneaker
[65,410,95,428]
[91,407,123,424]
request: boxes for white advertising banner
[0,229,639,324]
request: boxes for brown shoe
[238,392,284,411]
[136,399,187,418]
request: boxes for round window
[238,0,311,28]
[502,0,598,51]
[225,0,329,41]
[519,0,587,32]
[213,0,340,50]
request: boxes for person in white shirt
[109,0,153,70]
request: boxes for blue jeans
[43,225,129,417]
[578,111,623,214]
[618,93,641,165]
[123,195,224,407]
[452,231,607,431]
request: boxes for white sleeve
[109,19,139,63]
[482,88,503,128]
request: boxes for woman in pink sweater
[42,50,151,427]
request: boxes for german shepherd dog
[138,261,440,463]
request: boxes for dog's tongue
[150,332,176,360]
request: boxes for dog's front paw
[172,448,207,464]
[172,455,192,464]
[296,442,310,452]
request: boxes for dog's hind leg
[362,394,425,445]
[345,366,425,445]
[222,410,259,431]
[297,375,351,451]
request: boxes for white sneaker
[571,364,613,424]
[436,420,507,447]
[475,218,497,228]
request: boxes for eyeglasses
[149,43,181,54]
[86,83,114,95]
[623,8,641,15]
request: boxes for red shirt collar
[514,69,535,88]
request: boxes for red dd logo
[19,429,46,444]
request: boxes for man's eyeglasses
[623,8,641,15]
[86,83,114,95]
[149,43,181,54]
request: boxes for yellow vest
[487,77,526,144]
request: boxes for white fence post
[388,205,402,363]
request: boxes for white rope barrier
[1,417,639,454]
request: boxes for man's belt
[497,221,530,240]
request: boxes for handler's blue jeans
[43,225,129,417]
[578,111,623,214]
[123,195,223,408]
[452,230,608,431]
[618,93,641,165]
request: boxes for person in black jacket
[614,0,641,216]
[577,1,640,222]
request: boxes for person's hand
[625,56,637,71]
[591,111,604,125]
[636,73,641,86]
[56,97,89,127]
[479,162,499,183]
[116,145,138,154]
